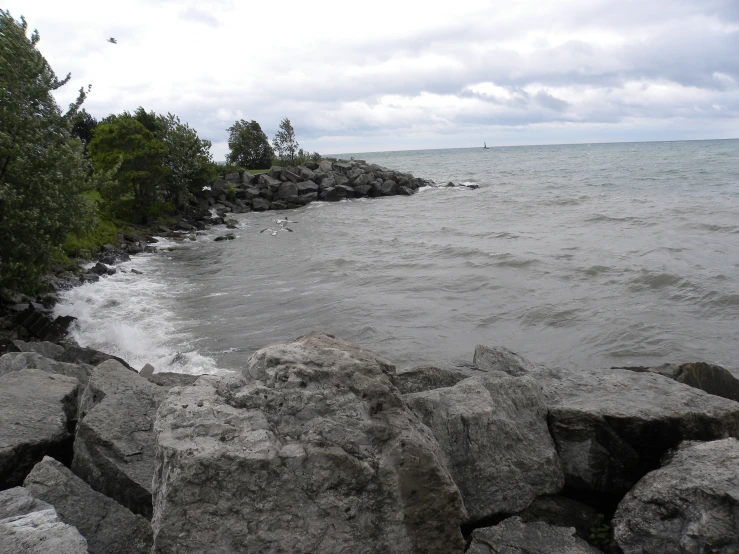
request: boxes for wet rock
[80,273,99,284]
[612,438,739,554]
[321,186,341,201]
[98,244,130,265]
[57,344,136,373]
[379,179,397,195]
[397,186,414,195]
[252,197,270,211]
[336,184,355,198]
[0,489,88,554]
[620,361,739,402]
[468,516,601,554]
[354,184,372,197]
[73,360,165,518]
[0,369,79,488]
[404,375,563,522]
[24,456,153,554]
[214,234,235,242]
[146,372,201,388]
[0,352,93,387]
[12,303,69,342]
[152,333,467,554]
[473,345,538,376]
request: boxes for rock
[251,197,270,211]
[174,221,195,232]
[0,500,88,554]
[224,218,238,229]
[258,174,282,189]
[353,173,373,187]
[612,438,739,554]
[301,192,318,204]
[620,361,739,403]
[11,340,64,360]
[517,495,600,540]
[152,333,467,554]
[0,352,93,387]
[241,186,260,201]
[80,273,99,284]
[468,516,601,554]
[473,345,538,376]
[332,161,353,174]
[24,456,153,554]
[321,186,341,201]
[534,363,739,496]
[282,169,301,183]
[318,160,333,172]
[336,184,355,198]
[393,365,475,395]
[58,344,135,373]
[90,262,110,276]
[146,372,200,388]
[379,180,397,195]
[0,369,79,488]
[296,180,319,195]
[73,360,165,518]
[404,375,563,522]
[0,486,51,519]
[268,166,283,180]
[298,167,315,181]
[98,244,130,265]
[270,201,288,210]
[277,182,299,199]
[213,234,235,242]
[397,186,414,195]
[354,184,372,197]
[13,303,69,342]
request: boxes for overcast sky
[7,0,738,158]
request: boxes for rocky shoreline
[1,330,738,553]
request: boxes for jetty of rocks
[1,333,738,553]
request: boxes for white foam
[54,256,220,375]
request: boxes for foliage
[70,108,98,151]
[272,117,299,165]
[226,119,273,169]
[588,514,611,551]
[225,182,236,200]
[158,113,217,208]
[0,11,97,292]
[63,218,119,258]
[88,115,168,221]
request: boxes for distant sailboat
[483,142,489,150]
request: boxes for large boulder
[621,361,739,403]
[277,182,299,199]
[0,489,88,553]
[251,197,270,211]
[392,365,474,395]
[152,333,467,554]
[0,369,79,488]
[72,360,165,518]
[517,495,600,540]
[11,340,64,360]
[24,456,152,554]
[0,352,93,387]
[468,516,601,554]
[296,180,319,195]
[612,438,739,554]
[479,346,739,497]
[404,375,563,522]
[473,345,538,376]
[57,344,136,372]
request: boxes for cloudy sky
[7,0,738,158]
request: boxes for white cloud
[5,0,737,157]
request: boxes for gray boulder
[0,498,88,554]
[404,375,563,522]
[354,184,372,197]
[478,346,739,496]
[0,369,79,488]
[0,487,50,519]
[397,186,414,195]
[321,186,341,201]
[24,456,152,554]
[152,333,467,554]
[318,160,333,172]
[473,345,538,376]
[251,197,270,211]
[0,352,93,387]
[353,173,373,187]
[146,372,201,388]
[296,180,319,194]
[379,180,397,195]
[468,516,601,554]
[621,361,739,402]
[277,182,299,199]
[298,167,315,181]
[257,174,281,189]
[73,360,165,518]
[612,438,739,554]
[335,184,355,198]
[11,340,64,360]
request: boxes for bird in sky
[108,37,117,44]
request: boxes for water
[55,139,739,374]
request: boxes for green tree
[272,117,299,165]
[226,119,273,169]
[0,11,96,292]
[159,113,218,207]
[88,115,168,221]
[70,108,97,154]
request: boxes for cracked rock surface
[152,333,467,554]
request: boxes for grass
[246,169,270,175]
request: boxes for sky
[6,0,739,159]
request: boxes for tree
[88,115,168,221]
[70,109,98,149]
[0,11,95,292]
[159,113,218,207]
[272,117,299,165]
[226,119,273,169]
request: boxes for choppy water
[55,139,739,374]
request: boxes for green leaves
[226,119,273,169]
[0,10,95,292]
[272,117,299,166]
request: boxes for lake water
[55,139,739,374]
